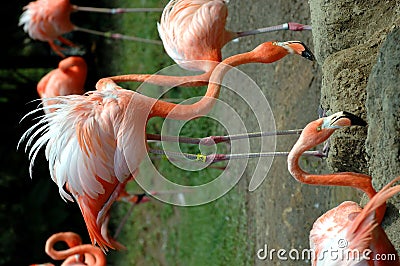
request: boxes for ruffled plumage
[157,0,234,71]
[19,0,74,42]
[309,177,400,265]
[19,85,150,251]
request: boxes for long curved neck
[149,50,268,120]
[107,71,211,88]
[287,141,309,181]
[287,135,377,200]
[69,245,105,266]
[49,245,105,266]
[46,234,82,260]
[46,234,105,266]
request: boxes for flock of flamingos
[17,0,399,265]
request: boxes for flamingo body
[19,0,162,57]
[310,177,400,265]
[158,0,235,71]
[19,0,75,56]
[29,86,151,250]
[19,0,74,42]
[157,0,312,72]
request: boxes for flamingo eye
[316,126,322,131]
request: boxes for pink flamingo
[287,111,386,223]
[19,0,162,57]
[19,40,313,251]
[36,56,87,113]
[310,176,400,265]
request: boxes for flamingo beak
[280,41,315,61]
[322,111,366,129]
[340,111,367,126]
[300,44,315,61]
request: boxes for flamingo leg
[47,37,76,58]
[73,26,162,45]
[72,5,163,13]
[236,22,311,38]
[113,191,164,239]
[57,36,76,47]
[146,129,303,146]
[48,41,66,58]
[149,149,326,164]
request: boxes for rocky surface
[310,0,400,174]
[365,26,400,252]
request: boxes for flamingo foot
[287,22,312,31]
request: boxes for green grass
[99,1,252,265]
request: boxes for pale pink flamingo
[37,56,87,113]
[287,111,386,224]
[19,0,162,57]
[310,176,400,265]
[107,0,314,86]
[157,0,312,72]
[19,40,314,251]
[36,55,154,205]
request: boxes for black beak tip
[300,42,315,61]
[342,111,367,126]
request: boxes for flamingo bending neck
[45,232,106,266]
[287,111,386,224]
[146,41,314,120]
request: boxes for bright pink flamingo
[19,40,314,251]
[37,56,87,113]
[287,111,386,223]
[157,0,312,72]
[19,0,162,57]
[310,176,400,265]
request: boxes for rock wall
[365,27,400,250]
[309,0,400,252]
[310,0,400,173]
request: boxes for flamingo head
[273,41,315,61]
[319,111,366,129]
[297,111,366,152]
[251,41,315,64]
